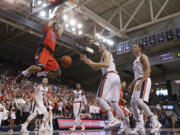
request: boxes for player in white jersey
[21,77,49,133]
[70,83,85,131]
[0,100,4,126]
[128,43,162,134]
[81,43,130,132]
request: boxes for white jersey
[133,55,146,79]
[101,52,117,75]
[35,85,48,105]
[73,90,83,102]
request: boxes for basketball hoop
[46,0,58,4]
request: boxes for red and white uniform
[97,53,121,102]
[35,24,60,72]
[73,90,83,118]
[33,85,48,114]
[132,55,151,102]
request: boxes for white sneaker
[150,121,162,134]
[34,127,38,131]
[21,124,29,133]
[37,72,47,77]
[8,129,13,133]
[69,126,76,132]
[132,121,145,134]
[104,119,121,130]
[39,126,48,132]
[81,125,85,131]
[70,127,76,131]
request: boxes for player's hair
[99,42,110,50]
[42,77,48,80]
[135,43,144,52]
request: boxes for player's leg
[110,75,131,133]
[97,76,120,130]
[16,48,48,82]
[45,55,61,78]
[0,112,2,126]
[49,111,53,130]
[70,103,79,131]
[39,106,49,131]
[138,78,161,133]
[21,111,38,132]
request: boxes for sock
[41,123,45,128]
[23,122,28,128]
[107,111,115,121]
[37,72,47,77]
[151,116,157,125]
[22,70,29,77]
[123,119,128,128]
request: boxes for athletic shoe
[132,121,146,135]
[37,72,47,77]
[104,119,121,130]
[39,126,48,132]
[81,125,85,131]
[20,124,29,133]
[34,128,38,131]
[150,121,162,134]
[70,127,76,131]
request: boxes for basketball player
[16,7,66,83]
[0,100,3,126]
[70,83,85,131]
[21,78,49,133]
[128,43,162,134]
[80,43,129,131]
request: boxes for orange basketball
[60,55,72,67]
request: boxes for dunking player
[128,43,162,134]
[21,78,49,133]
[81,43,129,132]
[70,83,85,131]
[16,7,65,82]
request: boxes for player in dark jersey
[16,7,65,82]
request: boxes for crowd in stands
[0,56,179,131]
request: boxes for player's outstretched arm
[80,55,100,71]
[80,51,110,70]
[47,7,63,27]
[57,21,66,38]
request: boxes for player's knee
[43,112,48,121]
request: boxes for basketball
[60,55,72,67]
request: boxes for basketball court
[1,129,180,135]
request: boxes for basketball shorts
[132,77,151,102]
[97,72,121,102]
[35,47,60,72]
[33,104,48,115]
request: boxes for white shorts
[97,72,121,102]
[33,104,47,115]
[132,78,151,102]
[73,101,81,117]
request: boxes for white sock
[37,72,47,77]
[23,122,28,128]
[151,116,157,125]
[41,123,45,128]
[22,70,29,77]
[107,111,115,121]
